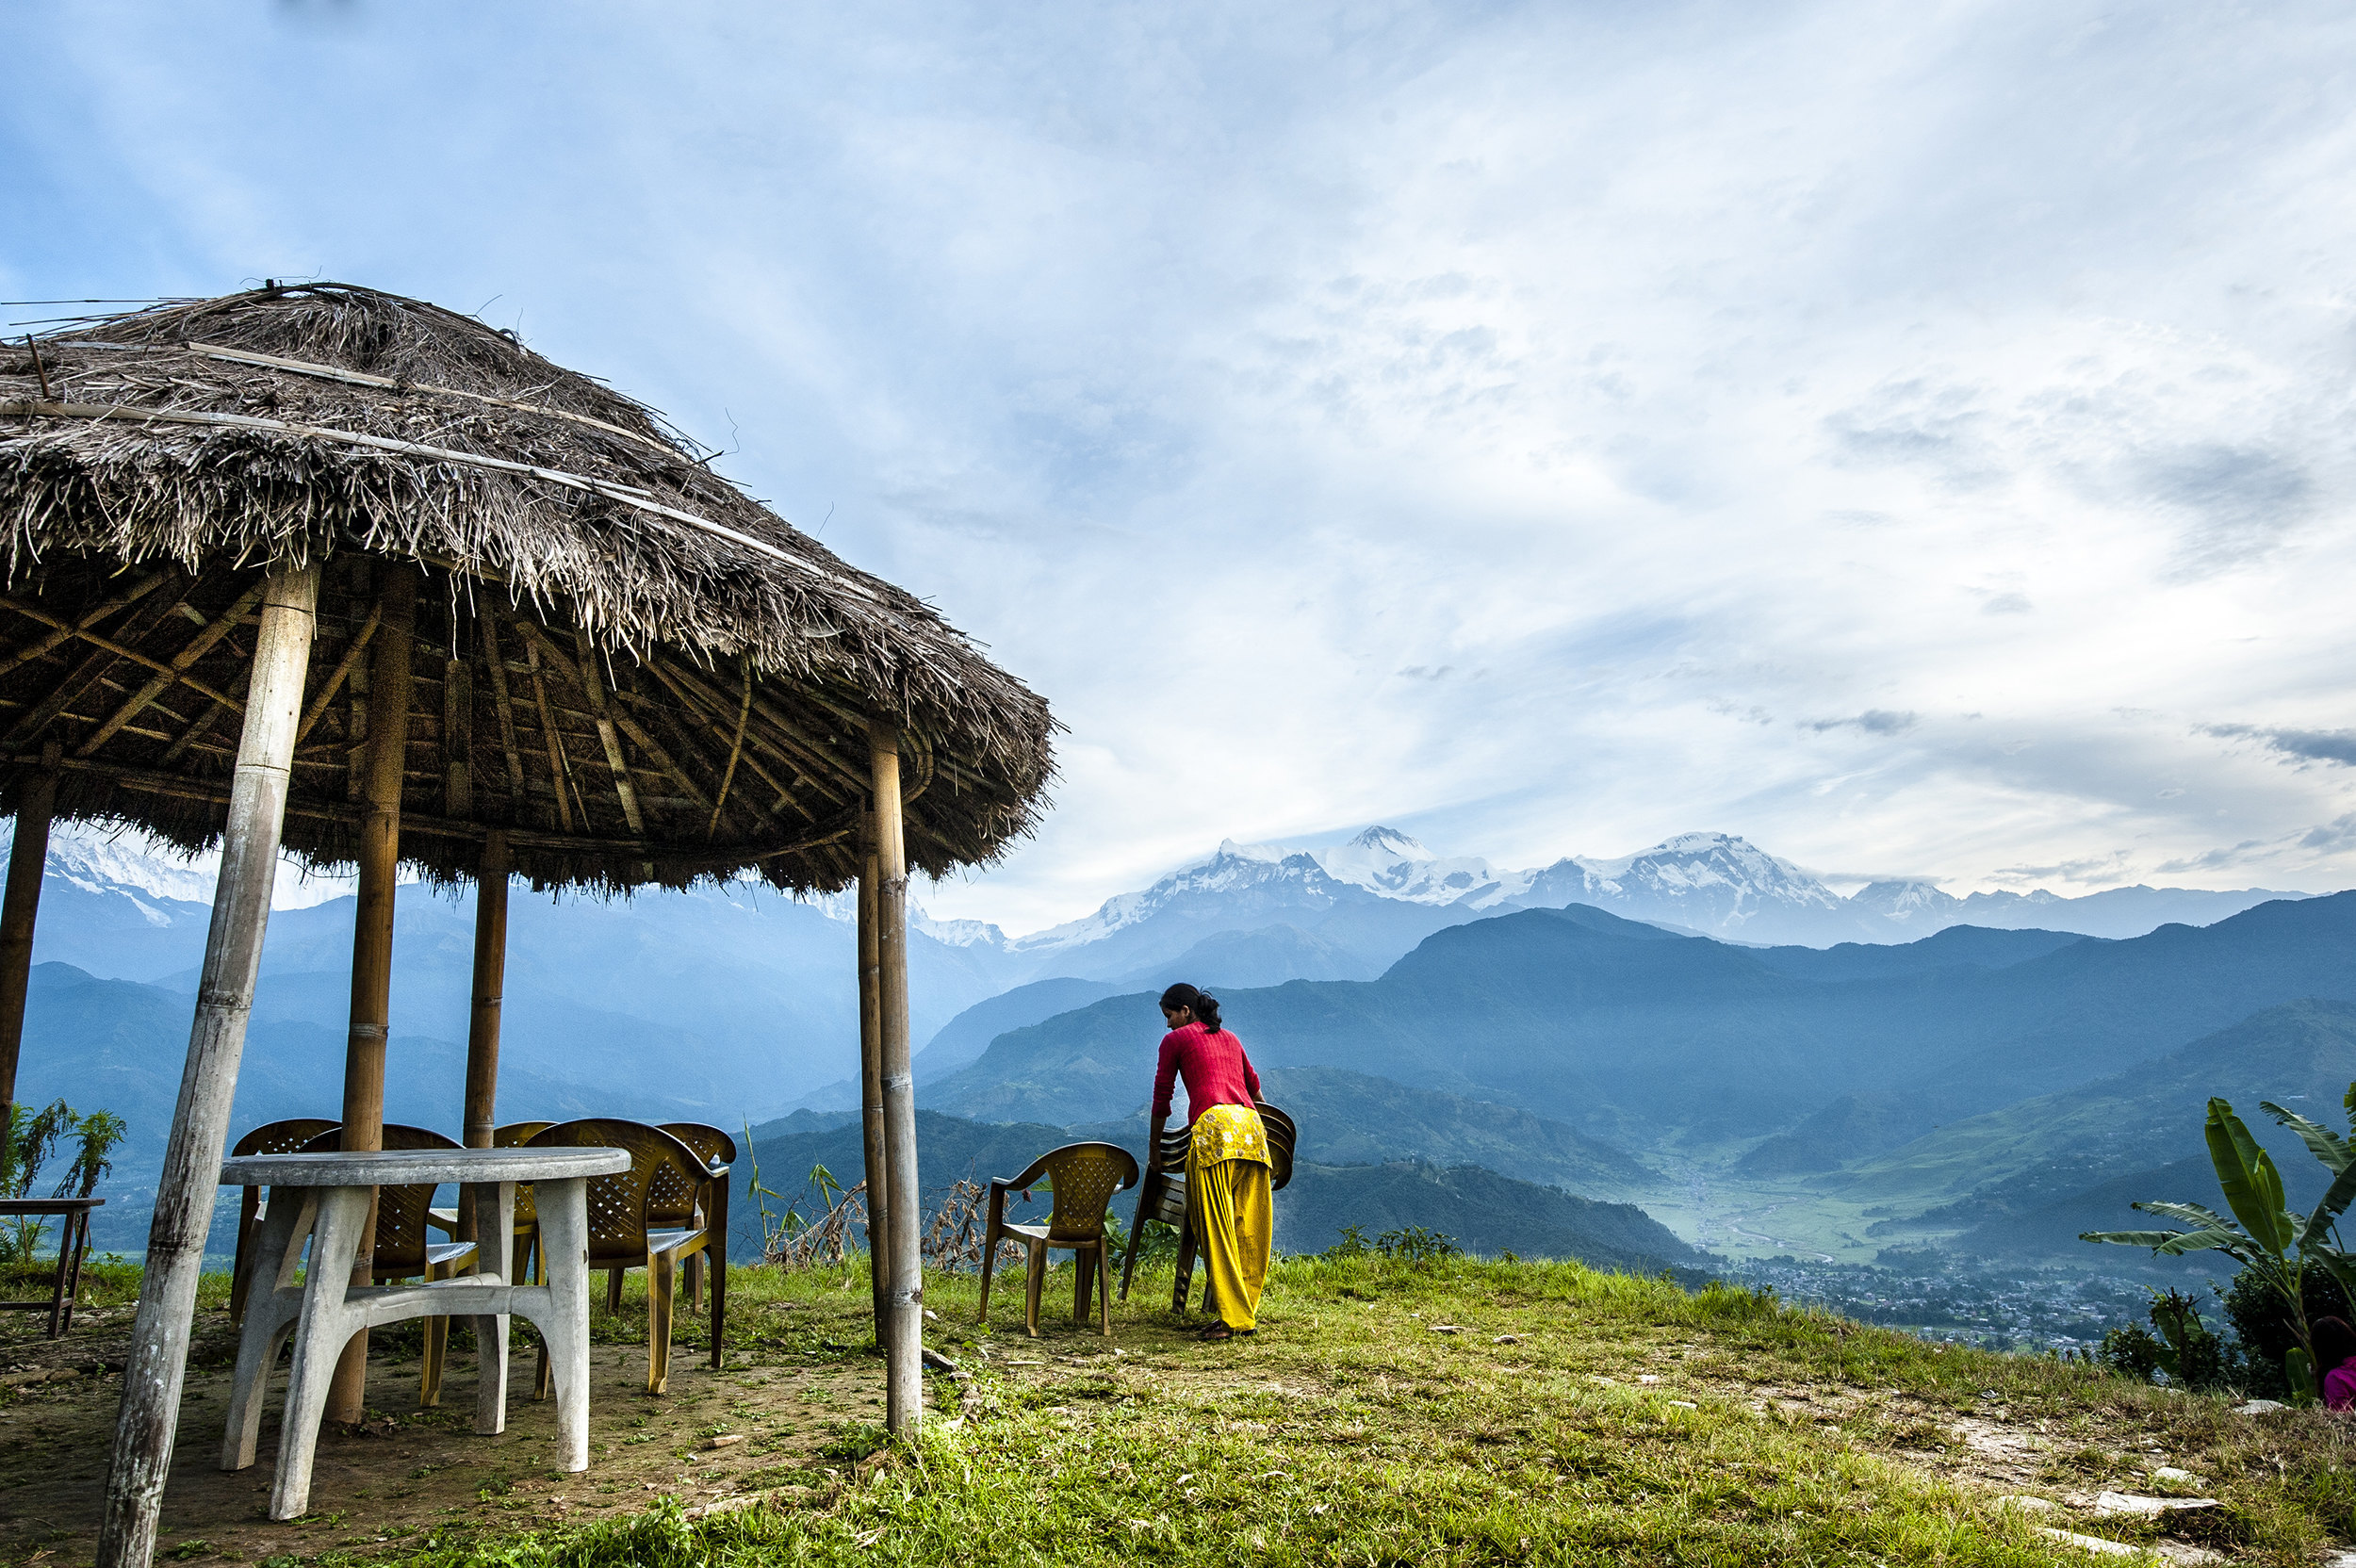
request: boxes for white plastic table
[216,1146,630,1520]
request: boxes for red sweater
[1152,1022,1261,1122]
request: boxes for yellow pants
[1190,1156,1272,1331]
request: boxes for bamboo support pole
[856,814,890,1341]
[869,725,922,1430]
[326,568,415,1424]
[0,746,58,1177]
[463,831,510,1151]
[95,563,319,1568]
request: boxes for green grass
[307,1253,2356,1568]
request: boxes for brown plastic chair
[227,1119,339,1326]
[656,1123,734,1331]
[294,1123,480,1406]
[1116,1122,1193,1306]
[1121,1102,1296,1313]
[978,1142,1139,1337]
[522,1119,717,1394]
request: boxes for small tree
[2082,1084,2356,1403]
[0,1101,125,1265]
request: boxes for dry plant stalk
[762,1177,869,1271]
[762,1168,1033,1277]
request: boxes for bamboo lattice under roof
[0,284,1055,892]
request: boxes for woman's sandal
[1200,1324,1236,1342]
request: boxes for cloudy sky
[8,1,2355,933]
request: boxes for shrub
[1376,1226,1461,1265]
[2222,1266,2350,1398]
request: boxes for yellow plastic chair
[655,1122,735,1345]
[977,1142,1139,1337]
[523,1119,717,1394]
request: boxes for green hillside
[1055,1066,1652,1195]
[1836,998,2356,1254]
[733,1108,1690,1272]
[1273,1160,1701,1270]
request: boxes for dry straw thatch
[0,283,1054,892]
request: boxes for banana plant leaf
[2132,1200,2237,1232]
[2080,1225,2251,1259]
[2263,1101,2352,1174]
[2206,1098,2292,1254]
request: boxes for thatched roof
[0,283,1055,892]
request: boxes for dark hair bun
[1158,982,1221,1031]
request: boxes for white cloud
[6,0,2355,933]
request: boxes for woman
[1149,982,1271,1341]
[2316,1316,2356,1411]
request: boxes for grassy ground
[2,1253,2353,1565]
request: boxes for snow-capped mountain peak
[910,909,1013,950]
[1846,879,1960,921]
[1315,825,1497,905]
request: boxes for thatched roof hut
[0,282,1055,891]
[0,284,1041,1559]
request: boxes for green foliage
[2084,1083,2356,1403]
[2095,1289,2230,1390]
[1322,1223,1372,1260]
[2221,1266,2349,1398]
[2096,1324,2167,1383]
[1103,1215,1178,1266]
[815,1421,887,1461]
[1375,1225,1461,1264]
[1,1100,126,1263]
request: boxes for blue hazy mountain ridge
[789,923,1387,1112]
[1054,1065,1652,1195]
[10,962,705,1253]
[1837,999,2356,1249]
[725,1108,1698,1268]
[913,978,1124,1080]
[924,895,2356,1152]
[23,862,1030,1116]
[1739,924,2093,981]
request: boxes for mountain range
[930,827,2308,965]
[8,817,2338,1271]
[924,894,2356,1143]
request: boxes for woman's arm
[1240,1046,1262,1102]
[1140,1026,1178,1158]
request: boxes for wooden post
[327,568,414,1424]
[869,724,922,1430]
[463,831,510,1151]
[856,814,890,1341]
[96,563,319,1568]
[0,743,58,1177]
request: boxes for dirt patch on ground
[0,1298,886,1563]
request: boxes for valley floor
[0,1257,2350,1566]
